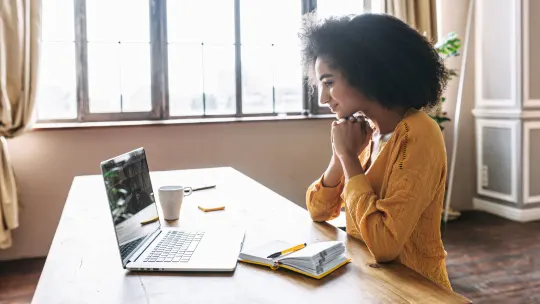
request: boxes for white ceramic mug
[158,186,192,220]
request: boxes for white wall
[0,119,334,260]
[437,0,476,210]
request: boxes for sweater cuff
[312,174,344,195]
[342,174,373,201]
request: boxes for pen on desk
[198,205,225,212]
[140,216,159,226]
[267,243,307,259]
[190,185,217,192]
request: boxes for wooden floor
[1,211,539,303]
[442,211,540,303]
[0,257,44,304]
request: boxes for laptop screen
[100,148,160,266]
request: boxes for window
[85,0,152,114]
[36,0,377,122]
[166,0,236,116]
[37,0,77,120]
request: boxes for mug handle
[184,187,193,196]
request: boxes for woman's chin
[333,110,348,119]
[335,111,354,119]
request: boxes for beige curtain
[0,0,41,249]
[382,0,438,42]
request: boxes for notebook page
[280,254,349,276]
[278,241,343,262]
[283,249,345,270]
[239,240,293,265]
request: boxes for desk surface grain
[32,167,470,304]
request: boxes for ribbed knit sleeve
[305,174,345,222]
[341,130,445,263]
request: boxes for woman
[302,13,452,289]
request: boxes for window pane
[42,0,74,41]
[317,0,365,20]
[272,0,302,44]
[88,43,151,113]
[242,45,273,113]
[371,0,384,14]
[88,43,121,113]
[36,43,77,119]
[241,0,301,44]
[86,0,149,42]
[203,46,236,115]
[167,0,234,44]
[240,0,270,45]
[240,0,301,114]
[274,45,302,113]
[120,43,152,112]
[168,44,204,116]
[120,0,150,42]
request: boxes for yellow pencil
[198,205,225,212]
[267,243,307,259]
[140,216,159,225]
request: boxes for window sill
[32,114,336,130]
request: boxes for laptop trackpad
[188,230,243,268]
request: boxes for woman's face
[315,57,371,119]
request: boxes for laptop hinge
[126,229,162,265]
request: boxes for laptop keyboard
[144,231,204,263]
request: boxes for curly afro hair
[299,13,449,110]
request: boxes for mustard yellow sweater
[306,109,452,289]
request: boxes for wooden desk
[33,167,470,304]
[328,209,347,231]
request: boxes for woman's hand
[331,116,373,180]
[321,124,344,188]
[332,116,373,160]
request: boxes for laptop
[100,147,245,272]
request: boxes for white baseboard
[473,198,540,222]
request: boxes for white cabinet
[473,0,540,221]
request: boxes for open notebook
[238,240,350,279]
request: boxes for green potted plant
[429,32,461,131]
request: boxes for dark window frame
[38,0,373,123]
